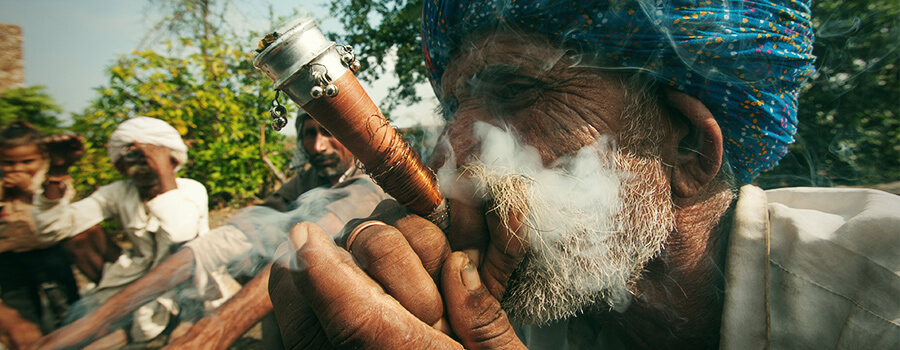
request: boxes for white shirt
[721,185,900,348]
[33,178,209,290]
[515,185,900,349]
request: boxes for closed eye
[468,65,545,114]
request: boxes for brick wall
[0,23,25,95]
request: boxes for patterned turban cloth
[422,0,816,183]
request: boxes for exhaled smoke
[440,121,674,325]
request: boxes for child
[0,121,80,335]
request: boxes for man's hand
[0,304,42,350]
[133,142,177,176]
[43,133,84,174]
[268,199,527,349]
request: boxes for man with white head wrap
[28,112,391,350]
[32,116,210,343]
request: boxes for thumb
[267,254,333,349]
[442,251,525,350]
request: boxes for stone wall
[0,23,25,95]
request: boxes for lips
[311,154,340,167]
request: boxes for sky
[0,0,440,134]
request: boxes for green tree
[0,85,64,133]
[757,0,900,188]
[327,0,427,116]
[69,0,292,206]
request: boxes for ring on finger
[345,220,387,252]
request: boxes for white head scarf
[107,116,188,170]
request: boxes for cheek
[438,107,485,169]
[25,160,45,174]
[516,106,605,165]
[302,138,316,154]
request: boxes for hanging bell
[269,104,288,131]
[350,60,361,73]
[324,84,339,97]
[341,52,354,64]
[271,115,288,131]
[310,85,325,99]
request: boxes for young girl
[0,121,80,334]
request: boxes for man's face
[301,118,353,182]
[0,144,46,190]
[115,145,159,188]
[432,30,678,323]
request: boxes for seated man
[30,112,390,349]
[32,116,210,344]
[268,0,899,349]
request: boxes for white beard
[458,122,675,325]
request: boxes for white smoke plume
[438,121,674,325]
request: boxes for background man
[32,116,209,344]
[268,0,899,349]
[31,111,390,349]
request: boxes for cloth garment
[513,185,900,349]
[421,0,816,182]
[0,181,54,253]
[0,180,80,332]
[187,166,390,301]
[107,116,188,169]
[32,178,209,342]
[0,246,81,332]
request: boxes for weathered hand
[442,195,530,301]
[161,322,221,350]
[268,199,526,349]
[0,313,41,350]
[43,133,84,173]
[27,306,114,350]
[133,142,176,176]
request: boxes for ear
[663,88,723,198]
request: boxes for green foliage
[69,1,291,207]
[0,86,65,133]
[757,0,900,188]
[327,0,427,116]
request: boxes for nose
[9,162,26,172]
[313,133,329,154]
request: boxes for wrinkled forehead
[440,29,574,95]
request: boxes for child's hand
[44,134,85,173]
[1,172,32,191]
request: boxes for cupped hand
[268,198,528,349]
[132,142,176,175]
[0,318,41,350]
[43,133,84,173]
[2,172,33,191]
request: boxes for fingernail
[461,256,481,291]
[289,223,309,250]
[463,248,480,267]
[432,317,452,335]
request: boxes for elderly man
[32,116,209,344]
[30,111,390,349]
[268,0,900,349]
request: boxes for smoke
[438,121,674,325]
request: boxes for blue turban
[422,0,816,183]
